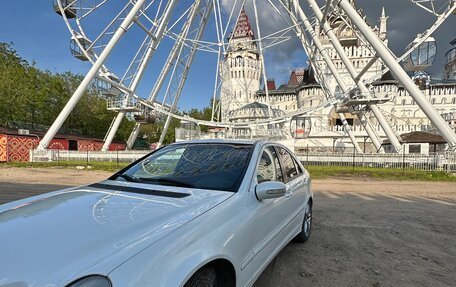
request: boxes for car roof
[167,140,293,154]
[170,139,260,145]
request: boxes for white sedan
[0,140,313,287]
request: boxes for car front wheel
[294,201,312,243]
[184,266,217,287]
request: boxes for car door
[248,145,296,280]
[276,146,308,223]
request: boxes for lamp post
[29,133,40,163]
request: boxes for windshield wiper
[140,177,197,188]
[116,174,142,183]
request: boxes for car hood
[0,180,233,286]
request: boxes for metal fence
[297,152,456,172]
[30,149,456,173]
[30,149,149,164]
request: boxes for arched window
[431,98,436,105]
[401,99,406,106]
[441,98,447,104]
[452,98,456,104]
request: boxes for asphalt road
[1,181,456,287]
[0,182,70,205]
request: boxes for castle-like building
[212,4,456,153]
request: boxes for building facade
[180,4,456,153]
[0,127,125,162]
[220,7,262,121]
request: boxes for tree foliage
[0,42,215,147]
[0,42,132,142]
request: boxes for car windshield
[114,143,254,192]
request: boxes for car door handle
[289,183,299,190]
[285,190,293,198]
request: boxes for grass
[2,162,455,182]
[306,165,456,182]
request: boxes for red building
[0,127,125,162]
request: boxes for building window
[409,144,421,154]
[431,98,436,105]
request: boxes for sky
[0,0,455,111]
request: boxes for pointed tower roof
[231,6,254,39]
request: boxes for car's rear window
[117,143,254,192]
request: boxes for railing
[29,149,456,172]
[106,98,142,112]
[326,124,435,134]
[30,149,149,163]
[297,152,456,172]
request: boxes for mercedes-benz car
[0,140,312,287]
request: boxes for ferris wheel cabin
[403,36,437,72]
[96,74,122,98]
[53,0,77,19]
[70,34,92,61]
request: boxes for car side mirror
[255,181,287,201]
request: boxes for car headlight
[66,275,112,287]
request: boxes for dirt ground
[1,167,455,286]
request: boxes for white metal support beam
[337,0,456,150]
[253,0,273,117]
[126,1,203,149]
[307,0,402,152]
[126,122,141,149]
[101,0,179,151]
[157,0,213,148]
[37,0,147,150]
[290,0,382,151]
[354,55,379,83]
[284,0,362,153]
[148,2,201,104]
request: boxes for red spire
[267,79,276,90]
[231,6,254,39]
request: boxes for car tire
[184,266,217,287]
[294,201,312,243]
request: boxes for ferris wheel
[38,0,456,151]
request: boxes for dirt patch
[0,166,110,186]
[1,167,455,286]
[255,178,456,287]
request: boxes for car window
[277,147,299,180]
[137,147,184,177]
[117,143,253,192]
[257,146,284,183]
[293,158,303,174]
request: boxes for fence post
[352,148,356,171]
[306,144,309,166]
[116,148,119,168]
[402,148,405,175]
[86,150,89,166]
[57,149,60,164]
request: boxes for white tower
[220,7,261,121]
[379,7,388,41]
